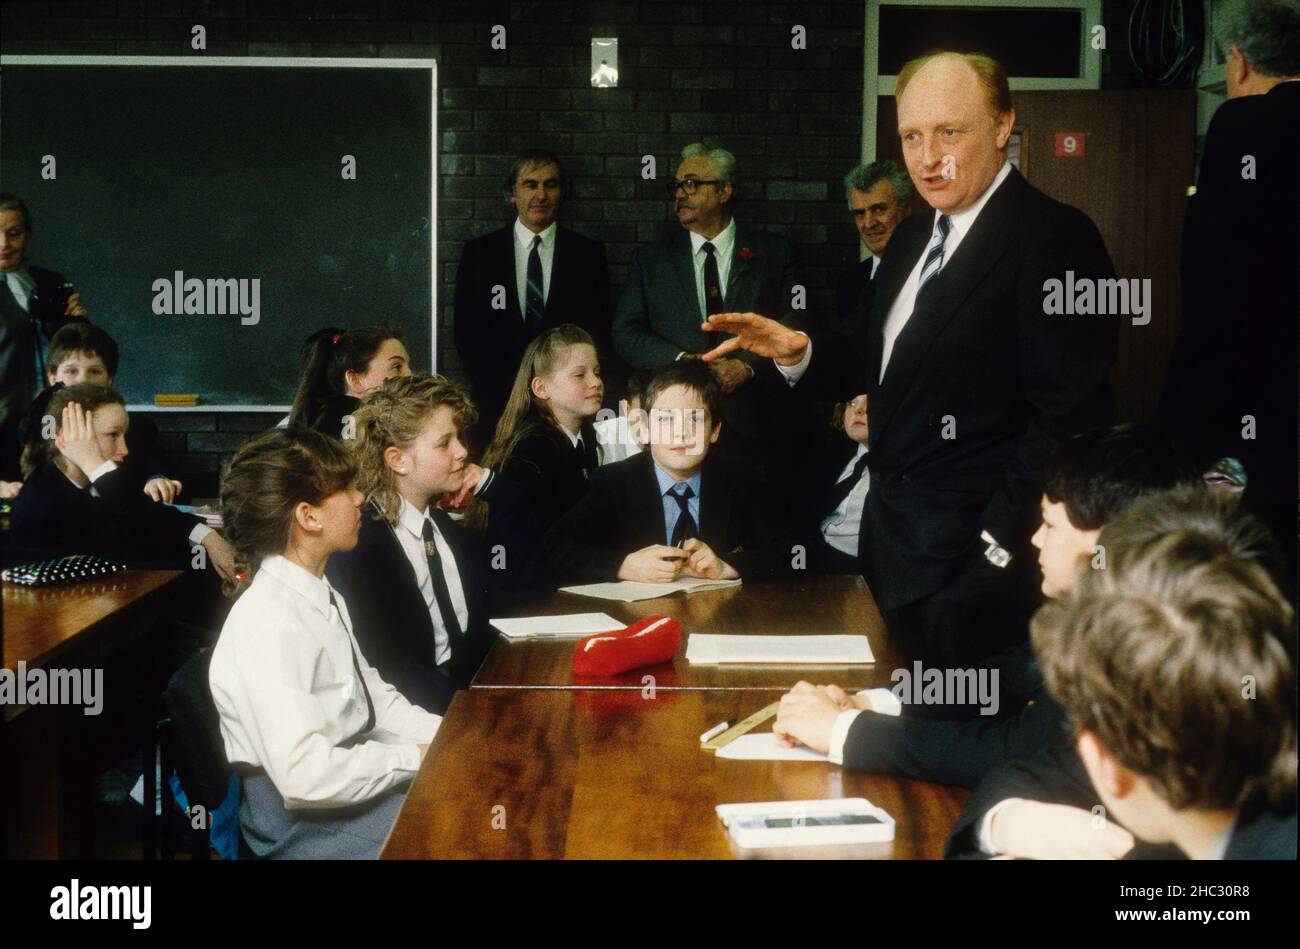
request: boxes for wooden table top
[473,574,902,691]
[2,569,183,671]
[382,688,967,859]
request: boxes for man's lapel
[669,229,700,321]
[632,453,669,545]
[495,225,525,323]
[725,221,754,308]
[867,171,1024,450]
[544,226,567,320]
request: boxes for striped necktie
[524,234,545,328]
[915,214,951,299]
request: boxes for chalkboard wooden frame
[4,55,439,411]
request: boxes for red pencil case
[572,615,682,676]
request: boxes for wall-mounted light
[591,38,618,87]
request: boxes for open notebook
[559,577,741,603]
[685,634,874,665]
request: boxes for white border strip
[8,55,440,407]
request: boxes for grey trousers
[239,772,409,860]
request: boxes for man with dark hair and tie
[613,143,809,479]
[836,160,914,324]
[701,53,1119,667]
[0,193,89,490]
[453,150,613,439]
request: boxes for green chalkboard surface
[1,58,436,405]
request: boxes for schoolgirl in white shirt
[208,427,439,859]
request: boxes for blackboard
[1,57,436,406]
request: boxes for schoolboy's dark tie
[669,484,698,547]
[329,591,375,735]
[422,518,464,643]
[525,235,545,328]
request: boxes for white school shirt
[68,460,212,546]
[779,160,1015,386]
[514,218,557,318]
[392,496,470,667]
[820,443,870,557]
[208,554,440,810]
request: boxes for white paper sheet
[559,577,741,602]
[488,612,625,639]
[715,733,830,762]
[685,634,874,665]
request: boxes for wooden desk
[3,570,183,858]
[473,574,902,691]
[382,689,967,859]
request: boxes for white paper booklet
[685,634,874,665]
[559,577,741,602]
[715,733,829,762]
[488,613,625,640]
[716,798,895,848]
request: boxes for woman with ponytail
[209,427,440,859]
[286,323,411,439]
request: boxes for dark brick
[475,110,537,131]
[736,112,797,135]
[605,155,653,178]
[509,1,574,22]
[574,131,637,153]
[639,45,701,68]
[669,112,733,133]
[640,89,696,110]
[630,67,671,88]
[736,67,797,87]
[770,91,832,114]
[799,113,850,135]
[767,135,827,156]
[442,177,505,198]
[311,42,380,57]
[444,87,506,109]
[797,202,851,223]
[539,110,603,132]
[767,180,828,201]
[173,453,223,474]
[784,224,828,244]
[441,110,473,131]
[572,1,634,23]
[671,68,734,90]
[735,25,791,47]
[440,220,493,241]
[704,1,767,25]
[154,431,187,453]
[539,66,583,86]
[577,178,636,199]
[441,198,476,218]
[756,201,797,223]
[506,88,571,109]
[442,131,508,152]
[604,111,667,132]
[141,411,216,432]
[576,221,637,243]
[570,88,637,110]
[314,0,378,18]
[477,65,540,85]
[639,2,699,25]
[669,24,733,45]
[503,44,574,66]
[566,154,605,177]
[248,40,311,56]
[441,154,476,175]
[602,201,664,221]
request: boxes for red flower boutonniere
[738,247,757,261]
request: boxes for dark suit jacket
[453,223,613,425]
[613,223,814,463]
[792,168,1118,612]
[842,642,1068,788]
[497,418,597,536]
[1160,82,1300,527]
[835,257,875,324]
[543,451,796,584]
[6,459,203,567]
[946,736,1298,860]
[326,499,497,715]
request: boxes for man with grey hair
[614,142,807,474]
[836,160,914,322]
[1159,0,1298,584]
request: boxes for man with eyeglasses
[613,142,808,478]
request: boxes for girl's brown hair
[287,322,405,431]
[20,382,126,478]
[218,427,357,593]
[352,373,478,526]
[464,324,595,532]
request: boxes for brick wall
[1,0,867,495]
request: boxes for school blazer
[791,168,1118,612]
[498,419,598,536]
[841,642,1068,788]
[453,224,614,425]
[326,499,495,715]
[542,451,797,584]
[6,459,202,567]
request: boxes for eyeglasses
[666,178,721,196]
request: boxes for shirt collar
[4,264,34,292]
[559,424,583,449]
[397,495,435,540]
[515,218,557,250]
[689,217,737,259]
[258,553,336,621]
[653,462,702,498]
[1200,819,1237,860]
[940,160,1013,242]
[869,255,882,278]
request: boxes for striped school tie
[915,214,952,299]
[524,235,545,328]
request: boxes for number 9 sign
[1054,132,1087,157]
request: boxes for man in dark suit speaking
[454,150,613,434]
[702,53,1120,666]
[613,143,807,475]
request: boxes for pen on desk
[699,720,731,744]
